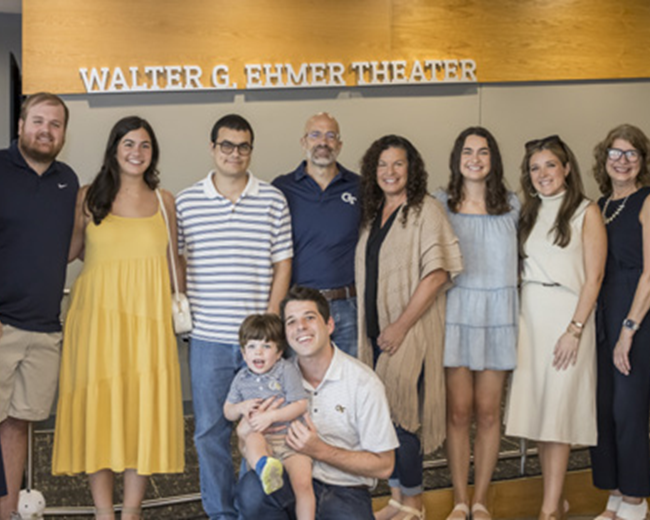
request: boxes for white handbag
[156,189,193,334]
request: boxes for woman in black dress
[591,124,650,520]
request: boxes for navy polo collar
[9,140,61,177]
[293,161,354,184]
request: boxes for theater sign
[78,59,478,94]
[22,0,650,95]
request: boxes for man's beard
[19,133,62,164]
[308,145,338,167]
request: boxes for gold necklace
[601,193,631,225]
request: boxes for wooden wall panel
[22,0,650,94]
[391,0,650,82]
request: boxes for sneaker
[258,457,284,495]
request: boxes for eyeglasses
[607,148,640,163]
[215,141,253,156]
[305,131,340,142]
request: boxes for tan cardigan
[356,195,462,454]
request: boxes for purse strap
[155,189,181,297]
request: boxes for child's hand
[249,410,275,432]
[240,398,262,419]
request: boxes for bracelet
[566,325,581,339]
[570,319,584,330]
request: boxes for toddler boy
[224,313,315,520]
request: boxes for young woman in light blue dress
[435,127,519,520]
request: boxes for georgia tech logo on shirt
[341,192,357,205]
[268,380,282,391]
[335,404,346,413]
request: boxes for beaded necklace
[601,193,632,225]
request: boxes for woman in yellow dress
[52,116,185,519]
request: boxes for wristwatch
[622,318,640,331]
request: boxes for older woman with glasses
[505,135,606,520]
[590,125,650,520]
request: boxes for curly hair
[592,124,650,196]
[518,135,586,260]
[446,126,511,215]
[359,135,428,228]
[86,116,160,225]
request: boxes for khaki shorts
[265,433,297,462]
[0,323,62,422]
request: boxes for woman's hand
[377,321,408,356]
[552,332,579,370]
[613,329,634,375]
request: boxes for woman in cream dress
[505,135,606,520]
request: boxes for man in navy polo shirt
[273,113,361,356]
[0,93,78,520]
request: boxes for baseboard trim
[373,469,610,519]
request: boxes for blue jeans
[329,297,358,357]
[190,338,244,520]
[388,425,423,495]
[236,470,374,520]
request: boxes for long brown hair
[592,124,650,196]
[86,116,160,225]
[446,126,511,215]
[359,135,427,228]
[518,135,586,260]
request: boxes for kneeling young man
[236,286,398,519]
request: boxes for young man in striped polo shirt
[176,114,293,520]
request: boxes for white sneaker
[617,500,648,520]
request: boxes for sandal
[447,503,470,520]
[374,498,403,520]
[617,500,648,520]
[472,503,492,520]
[399,503,426,520]
[596,495,624,520]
